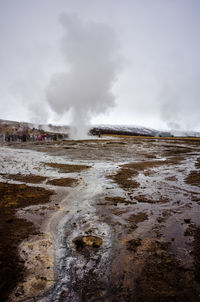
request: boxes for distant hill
[0,119,200,138]
[90,124,157,137]
[90,124,200,138]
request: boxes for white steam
[46,14,121,138]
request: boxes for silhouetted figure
[22,134,27,142]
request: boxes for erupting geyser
[46,13,121,139]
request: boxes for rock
[15,292,21,297]
[6,219,14,223]
[184,219,191,224]
[73,235,102,249]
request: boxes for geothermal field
[1,136,200,301]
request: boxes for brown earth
[47,177,79,187]
[135,194,169,204]
[107,158,182,192]
[104,196,129,205]
[2,173,47,184]
[195,157,200,169]
[0,182,53,301]
[45,162,91,173]
[185,171,200,187]
[107,166,139,191]
[134,241,200,302]
[127,238,142,252]
[127,212,148,229]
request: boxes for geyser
[46,13,121,139]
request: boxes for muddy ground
[1,137,200,301]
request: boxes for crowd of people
[0,132,68,142]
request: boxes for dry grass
[45,162,91,173]
[127,212,148,227]
[47,177,78,187]
[185,157,200,187]
[108,168,139,191]
[111,208,128,216]
[0,182,53,208]
[101,196,136,206]
[165,176,177,181]
[139,153,157,159]
[135,194,169,204]
[185,171,200,187]
[195,157,200,169]
[0,182,53,301]
[164,146,193,156]
[2,173,47,184]
[134,241,199,301]
[107,160,169,192]
[102,133,200,142]
[127,238,142,252]
[123,160,168,170]
[98,196,128,206]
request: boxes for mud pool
[1,137,200,301]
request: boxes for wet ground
[1,137,200,301]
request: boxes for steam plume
[46,14,121,138]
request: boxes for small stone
[184,219,191,224]
[6,219,14,223]
[15,293,20,297]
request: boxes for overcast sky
[0,0,200,131]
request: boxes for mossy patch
[45,162,91,173]
[47,177,78,187]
